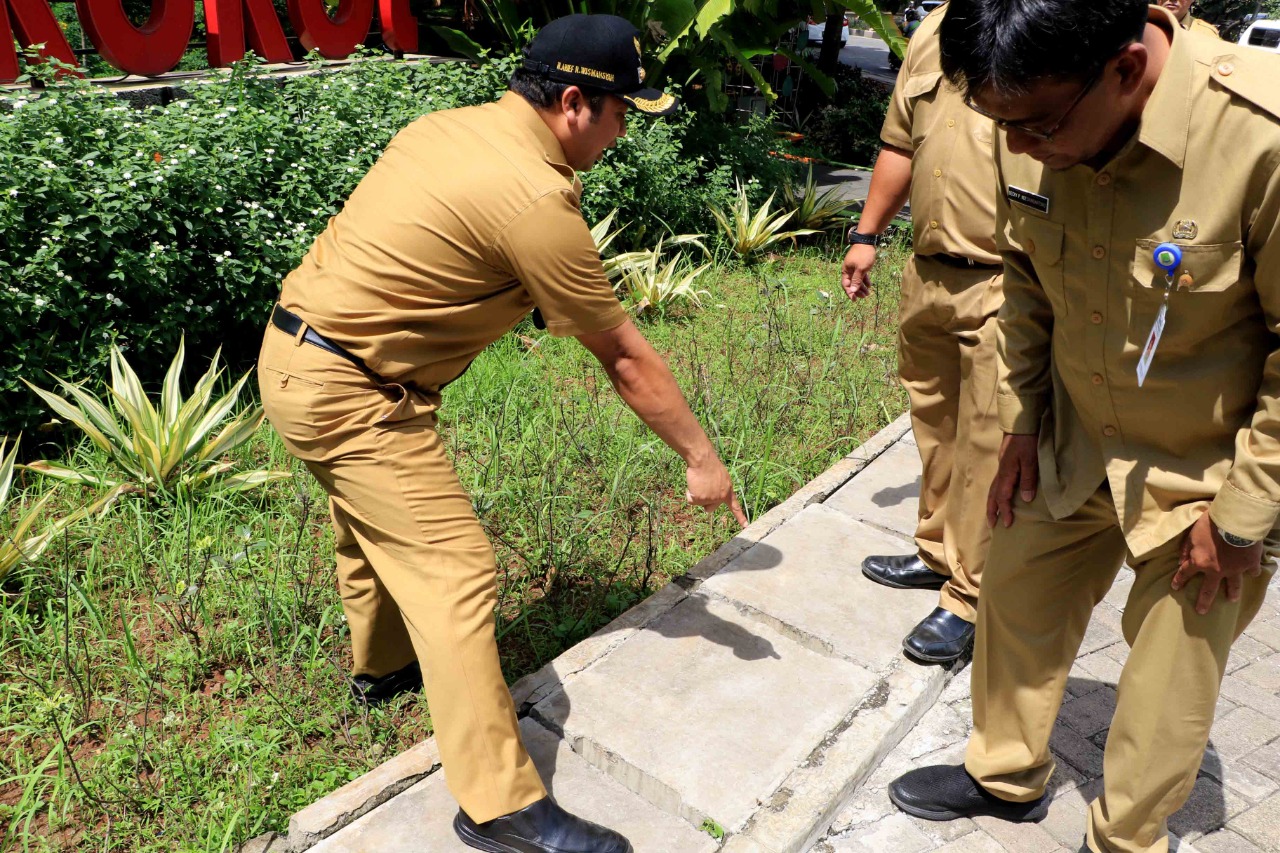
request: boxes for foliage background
[0,54,807,441]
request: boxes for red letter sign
[378,0,416,54]
[75,0,194,76]
[0,0,79,83]
[206,0,292,66]
[286,0,373,59]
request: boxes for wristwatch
[1219,527,1259,548]
[847,227,882,247]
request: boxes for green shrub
[0,53,789,440]
[797,65,890,169]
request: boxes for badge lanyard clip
[1137,242,1182,387]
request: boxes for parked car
[806,15,850,46]
[1239,19,1280,53]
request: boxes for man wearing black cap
[258,14,742,852]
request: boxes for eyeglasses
[964,69,1103,142]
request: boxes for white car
[806,15,850,46]
[1239,19,1280,53]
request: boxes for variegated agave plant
[22,338,290,498]
[0,436,123,581]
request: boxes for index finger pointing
[729,493,749,528]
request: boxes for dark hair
[938,0,1149,96]
[905,9,918,21]
[508,68,608,115]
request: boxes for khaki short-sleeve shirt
[994,8,1280,554]
[1182,13,1220,38]
[278,92,627,400]
[881,4,1000,264]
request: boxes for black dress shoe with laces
[903,607,975,664]
[349,661,422,706]
[889,764,1050,823]
[454,797,632,853]
[862,554,949,590]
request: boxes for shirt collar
[1137,5,1193,169]
[495,92,581,193]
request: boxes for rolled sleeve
[494,190,628,338]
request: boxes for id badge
[1137,302,1166,388]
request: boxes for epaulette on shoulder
[1206,49,1280,124]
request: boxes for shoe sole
[861,565,947,591]
[453,813,634,853]
[888,785,1049,823]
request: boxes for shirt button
[1025,238,1037,254]
[933,169,943,177]
[947,119,956,127]
[1092,373,1104,386]
[1097,173,1112,186]
[1092,245,1107,259]
[1091,311,1103,324]
[1217,62,1235,76]
[1103,425,1117,437]
[930,220,939,229]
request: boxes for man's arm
[986,150,1056,527]
[842,145,913,300]
[576,319,748,526]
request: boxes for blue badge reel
[1137,243,1183,388]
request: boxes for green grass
[0,245,908,851]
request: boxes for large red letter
[286,0,373,59]
[0,0,80,83]
[377,0,415,54]
[75,0,193,76]
[206,0,291,67]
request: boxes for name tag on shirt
[1007,186,1051,215]
[1137,303,1167,387]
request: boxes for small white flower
[223,250,232,257]
[7,189,16,197]
[215,207,223,213]
[54,136,64,143]
[33,297,46,307]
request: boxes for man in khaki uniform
[258,15,745,853]
[887,2,1278,852]
[843,2,1002,664]
[1161,0,1221,36]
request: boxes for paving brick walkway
[817,569,1280,853]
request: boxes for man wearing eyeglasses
[841,1,1002,665]
[886,1,1279,851]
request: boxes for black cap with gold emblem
[522,14,679,116]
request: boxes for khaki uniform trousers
[966,484,1272,853]
[897,255,1004,622]
[258,324,546,823]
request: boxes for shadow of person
[871,481,917,509]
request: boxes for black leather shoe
[862,554,948,590]
[903,607,975,664]
[350,661,422,705]
[889,764,1050,823]
[454,797,632,853]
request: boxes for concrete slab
[701,504,939,667]
[825,441,922,543]
[532,593,879,832]
[310,719,716,853]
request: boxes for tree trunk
[818,13,844,75]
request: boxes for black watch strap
[847,228,881,247]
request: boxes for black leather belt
[920,253,1003,270]
[271,304,366,369]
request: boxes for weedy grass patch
[0,247,908,851]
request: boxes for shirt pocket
[1008,212,1067,314]
[1131,239,1244,295]
[904,70,943,99]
